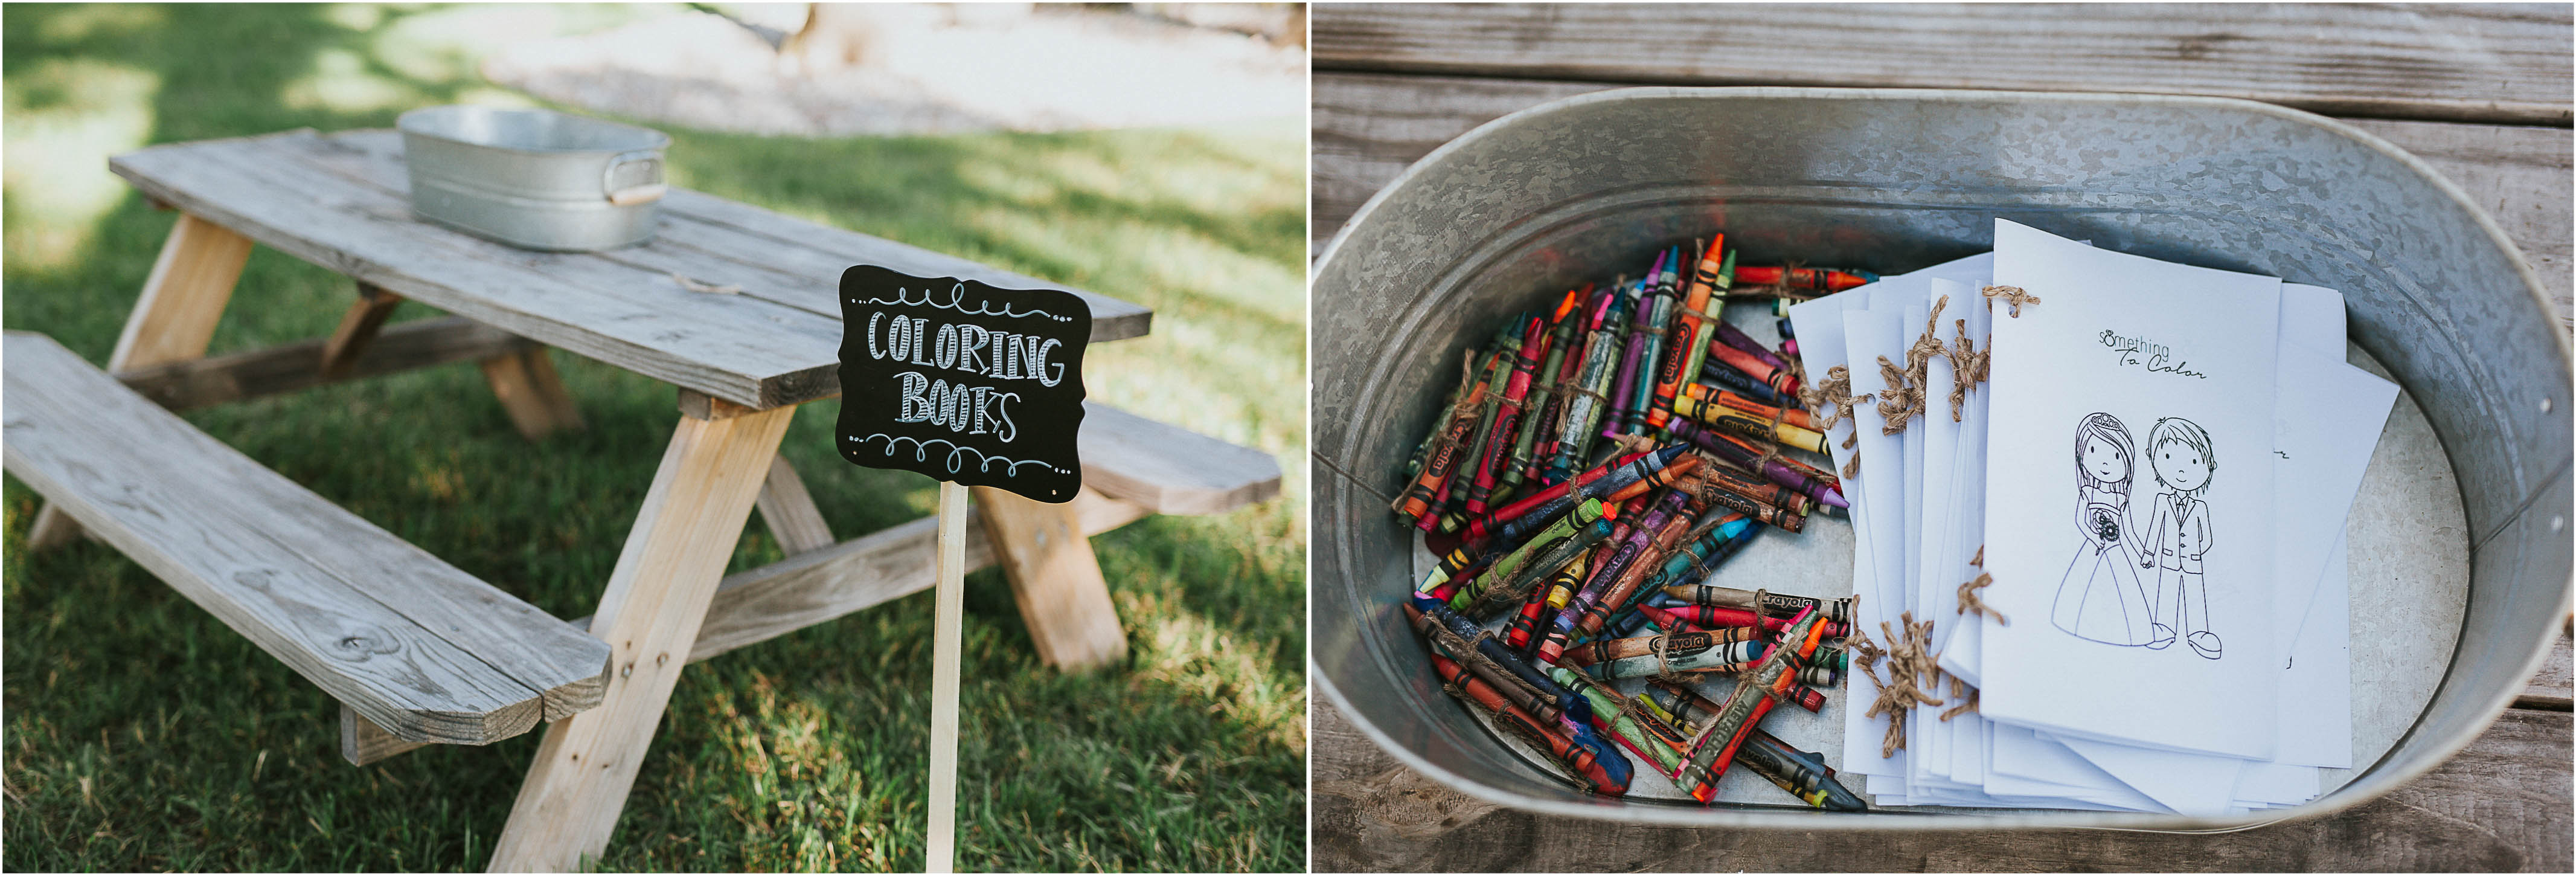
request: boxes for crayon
[1548,489,1694,657]
[1702,246,1738,302]
[1710,320,1792,376]
[1563,490,1709,642]
[1619,249,1680,436]
[1551,667,1684,778]
[1414,539,1488,594]
[1661,604,1848,638]
[1775,315,1799,358]
[1652,236,1725,431]
[1734,265,1878,293]
[1605,449,1704,497]
[1674,607,1830,801]
[1586,653,1838,685]
[1684,384,1819,431]
[1735,729,1870,812]
[1703,333,1799,397]
[1546,287,1627,481]
[1460,514,1615,619]
[1413,596,1593,725]
[1450,496,1602,604]
[1466,445,1680,547]
[1672,396,1829,453]
[1504,566,1566,651]
[1504,291,1587,495]
[1427,654,1630,796]
[1696,355,1790,407]
[1547,539,1615,610]
[1530,287,1599,481]
[1693,480,1808,533]
[1660,585,1854,625]
[1430,337,1520,529]
[1665,419,1847,509]
[1406,603,1563,723]
[1648,675,1830,720]
[1559,626,1769,669]
[1397,347,1502,523]
[1463,315,1549,518]
[1601,259,1662,440]
[1393,351,1484,519]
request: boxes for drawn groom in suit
[2135,416,2220,659]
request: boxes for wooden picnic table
[9,126,1277,872]
[1309,4,2573,871]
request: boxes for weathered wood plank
[1078,402,1285,515]
[1311,701,2574,872]
[973,485,1127,671]
[679,392,1282,515]
[319,282,403,379]
[1310,72,2576,332]
[302,129,1153,346]
[755,456,836,556]
[113,315,541,412]
[342,704,423,767]
[1312,4,2576,126]
[490,405,795,872]
[668,487,1147,666]
[3,332,610,744]
[111,132,845,410]
[478,347,585,442]
[31,213,255,549]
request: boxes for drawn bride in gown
[2050,412,2155,645]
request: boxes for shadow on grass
[4,4,1306,871]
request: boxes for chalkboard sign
[836,265,1089,503]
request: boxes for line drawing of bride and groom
[2051,411,2225,660]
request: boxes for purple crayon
[1665,417,1849,510]
[1600,253,1664,441]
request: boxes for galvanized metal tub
[397,105,670,252]
[1309,87,2572,828]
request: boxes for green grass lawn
[1,4,1307,871]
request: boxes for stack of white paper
[1786,220,2396,814]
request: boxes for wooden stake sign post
[836,265,1092,872]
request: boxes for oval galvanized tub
[1309,87,2572,828]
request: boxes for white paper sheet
[1980,220,2284,759]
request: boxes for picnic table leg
[479,347,585,442]
[487,404,794,872]
[971,486,1129,671]
[28,213,252,549]
[756,456,836,556]
[318,282,404,378]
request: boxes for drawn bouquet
[2088,506,2123,544]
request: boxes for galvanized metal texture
[397,106,670,253]
[1309,87,2573,829]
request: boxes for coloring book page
[1978,220,2283,759]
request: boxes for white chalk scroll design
[862,283,1077,324]
[853,433,1074,477]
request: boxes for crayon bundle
[1395,235,1873,810]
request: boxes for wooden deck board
[1313,701,2574,872]
[1313,3,2575,125]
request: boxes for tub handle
[604,150,666,207]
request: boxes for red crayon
[1664,604,1848,637]
[1466,315,1551,517]
[1735,265,1877,293]
[1702,335,1800,397]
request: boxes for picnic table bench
[4,126,1277,872]
[1310,3,2571,871]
